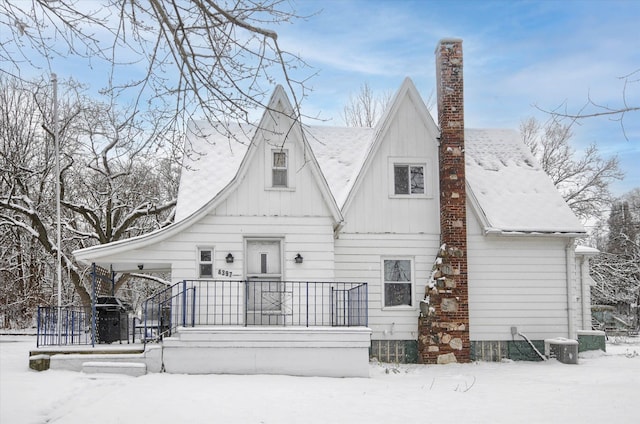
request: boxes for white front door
[245,240,283,324]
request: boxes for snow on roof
[175,122,373,221]
[175,121,252,221]
[465,128,585,234]
[575,245,600,255]
[304,125,374,208]
[175,122,584,234]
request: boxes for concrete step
[82,361,147,377]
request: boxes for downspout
[565,242,575,339]
[579,255,589,330]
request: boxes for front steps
[30,326,373,377]
[29,344,162,374]
[82,361,147,376]
[162,326,372,377]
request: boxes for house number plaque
[217,269,233,277]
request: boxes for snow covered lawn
[1,335,638,423]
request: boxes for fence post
[182,280,187,327]
[191,287,196,327]
[364,283,368,327]
[244,280,248,327]
[36,307,41,347]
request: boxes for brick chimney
[418,38,470,364]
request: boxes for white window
[394,164,424,195]
[383,259,413,307]
[198,247,214,278]
[272,150,288,187]
[388,157,432,198]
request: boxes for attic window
[272,150,288,187]
[394,164,424,195]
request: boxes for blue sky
[6,0,638,196]
[276,0,640,196]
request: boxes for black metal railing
[36,306,93,347]
[36,280,368,346]
[135,281,196,343]
[177,280,368,328]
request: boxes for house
[72,39,596,374]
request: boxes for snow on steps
[82,361,146,377]
[38,344,162,373]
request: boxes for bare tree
[343,82,391,127]
[0,228,50,328]
[520,116,624,222]
[0,0,310,136]
[0,75,179,309]
[538,69,639,140]
[607,190,640,255]
[342,81,434,127]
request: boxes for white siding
[94,103,338,283]
[335,233,440,340]
[467,206,572,341]
[342,94,440,234]
[335,89,441,341]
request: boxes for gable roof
[465,128,584,234]
[176,123,374,220]
[339,77,440,215]
[74,80,585,269]
[74,85,346,267]
[174,85,343,225]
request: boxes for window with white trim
[383,259,413,307]
[394,164,424,195]
[198,247,214,278]
[272,150,288,187]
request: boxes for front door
[246,240,283,325]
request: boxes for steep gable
[338,78,440,233]
[175,85,343,225]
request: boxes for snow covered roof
[175,122,252,221]
[176,124,584,235]
[174,83,583,235]
[465,128,585,234]
[175,122,374,221]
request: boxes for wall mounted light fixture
[294,253,303,264]
[226,253,234,263]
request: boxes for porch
[34,280,371,377]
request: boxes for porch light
[295,253,303,264]
[226,253,234,263]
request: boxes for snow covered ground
[1,335,638,424]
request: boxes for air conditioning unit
[544,338,579,364]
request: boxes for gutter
[483,228,586,238]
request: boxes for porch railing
[138,280,368,341]
[36,280,368,346]
[36,306,93,347]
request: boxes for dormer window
[394,164,424,195]
[272,150,288,187]
[388,157,432,198]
